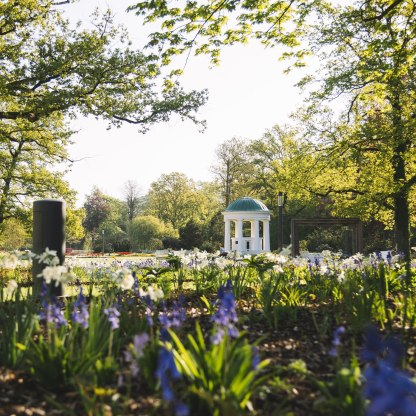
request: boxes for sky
[63,0,307,207]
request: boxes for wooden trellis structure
[290,218,363,257]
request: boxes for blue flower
[104,306,120,330]
[41,302,67,328]
[361,325,384,364]
[328,326,345,357]
[386,251,392,266]
[123,333,149,377]
[362,326,416,415]
[71,288,89,328]
[159,297,186,341]
[156,346,181,402]
[38,283,66,328]
[211,280,239,344]
[364,360,416,416]
[175,402,189,416]
[252,346,260,370]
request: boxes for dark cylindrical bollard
[32,199,66,296]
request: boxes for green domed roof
[225,197,269,212]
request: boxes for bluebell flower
[386,251,392,266]
[364,360,416,416]
[123,332,149,377]
[71,288,89,328]
[156,346,181,402]
[159,297,186,341]
[132,271,139,292]
[362,325,416,415]
[252,346,260,370]
[328,326,345,357]
[133,332,150,356]
[104,306,120,330]
[38,283,67,328]
[211,280,239,344]
[175,402,189,416]
[41,302,67,328]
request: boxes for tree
[293,1,416,262]
[128,215,178,251]
[123,180,145,222]
[132,0,416,261]
[179,219,205,250]
[1,1,208,231]
[0,1,207,129]
[83,188,131,252]
[0,115,75,223]
[100,195,129,252]
[128,0,313,66]
[0,218,27,250]
[66,207,85,247]
[211,137,254,208]
[245,124,325,247]
[82,187,111,233]
[146,172,202,230]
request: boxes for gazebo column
[251,220,260,251]
[236,219,243,251]
[263,220,270,251]
[224,219,231,252]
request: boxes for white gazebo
[222,197,271,254]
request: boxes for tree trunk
[393,190,410,263]
[0,140,24,224]
[391,136,411,264]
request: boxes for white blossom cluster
[112,268,135,290]
[36,248,74,287]
[1,253,19,269]
[0,252,32,269]
[40,265,74,287]
[5,279,18,295]
[138,285,164,301]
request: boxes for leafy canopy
[0,0,208,131]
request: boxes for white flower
[337,270,346,283]
[147,285,164,301]
[39,265,71,286]
[6,279,18,295]
[215,257,228,269]
[320,264,329,275]
[273,264,284,274]
[138,285,164,301]
[37,248,59,266]
[1,253,19,269]
[117,269,134,290]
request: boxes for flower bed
[1,250,416,415]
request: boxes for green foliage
[211,137,255,207]
[168,323,270,415]
[0,1,207,128]
[1,0,207,232]
[4,250,416,414]
[288,355,365,415]
[0,217,27,250]
[66,207,86,246]
[83,187,112,233]
[179,219,205,250]
[0,287,37,368]
[146,172,217,231]
[128,0,310,65]
[129,215,177,251]
[0,116,76,224]
[131,0,416,260]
